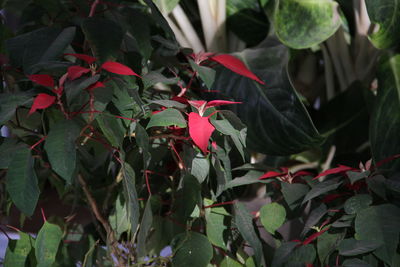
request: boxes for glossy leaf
[101,61,141,77]
[172,232,213,267]
[338,239,382,256]
[6,147,40,216]
[29,93,56,115]
[28,74,54,87]
[211,39,324,155]
[147,108,187,129]
[188,112,215,154]
[365,0,400,49]
[35,222,63,267]
[210,54,265,85]
[64,53,96,64]
[44,120,80,183]
[67,65,90,80]
[273,0,340,49]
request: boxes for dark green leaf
[44,119,80,183]
[4,232,33,267]
[143,72,179,90]
[189,60,216,89]
[260,202,286,234]
[347,171,370,184]
[150,99,187,109]
[220,256,242,267]
[205,206,228,249]
[0,138,20,169]
[143,0,177,41]
[35,222,63,267]
[282,183,309,209]
[122,163,140,236]
[191,152,209,183]
[146,108,187,128]
[302,179,342,204]
[344,194,372,214]
[342,258,372,267]
[0,92,33,125]
[212,38,324,155]
[301,203,327,237]
[96,114,125,147]
[234,202,264,267]
[286,244,316,265]
[273,0,340,49]
[271,242,298,267]
[125,8,152,59]
[137,198,153,258]
[6,147,39,216]
[171,232,213,267]
[317,232,344,265]
[176,175,201,221]
[338,238,382,256]
[212,119,245,160]
[225,170,264,189]
[135,123,151,168]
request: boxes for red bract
[86,81,105,91]
[101,61,141,77]
[259,170,287,180]
[64,53,96,64]
[206,100,242,107]
[28,74,55,87]
[312,165,355,180]
[210,54,265,85]
[67,66,91,80]
[302,227,330,245]
[29,93,56,115]
[188,100,241,116]
[188,112,215,154]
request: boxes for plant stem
[89,0,100,17]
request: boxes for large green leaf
[171,232,213,267]
[35,222,63,267]
[6,147,40,216]
[121,163,140,236]
[317,232,344,265]
[355,204,400,264]
[137,198,153,258]
[4,232,33,267]
[5,27,75,73]
[44,119,80,183]
[205,203,229,249]
[338,238,382,256]
[234,202,264,267]
[109,195,130,239]
[81,18,123,62]
[260,202,286,234]
[365,0,400,49]
[273,0,341,49]
[146,108,187,129]
[0,92,33,125]
[212,39,324,155]
[370,56,400,173]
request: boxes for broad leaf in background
[5,27,75,73]
[4,231,33,267]
[212,38,324,155]
[0,92,33,125]
[171,232,213,267]
[6,147,40,216]
[44,119,80,183]
[273,0,340,49]
[365,0,400,49]
[81,18,123,62]
[35,222,63,267]
[370,55,400,173]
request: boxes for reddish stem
[88,0,100,17]
[204,200,235,209]
[30,136,47,151]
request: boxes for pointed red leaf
[68,66,91,80]
[64,53,96,64]
[29,93,56,115]
[312,165,355,180]
[101,61,141,77]
[210,54,265,85]
[375,154,400,168]
[87,81,105,90]
[302,227,330,245]
[206,100,242,108]
[188,112,215,154]
[28,74,55,87]
[259,170,287,180]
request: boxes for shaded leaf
[171,232,213,267]
[189,59,216,89]
[271,242,299,267]
[317,232,344,265]
[137,198,153,258]
[0,92,34,125]
[121,163,140,236]
[147,108,187,129]
[109,195,130,239]
[338,238,382,256]
[35,222,62,267]
[302,179,342,204]
[64,53,96,64]
[342,258,372,267]
[191,152,209,183]
[344,194,372,214]
[205,206,228,249]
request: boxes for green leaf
[212,119,246,160]
[6,147,39,216]
[191,152,209,183]
[317,232,344,265]
[153,0,180,13]
[137,198,153,258]
[370,55,400,173]
[260,202,286,234]
[44,119,80,183]
[347,171,370,185]
[338,238,382,256]
[146,108,187,128]
[225,170,265,189]
[273,0,341,49]
[220,256,242,267]
[302,179,342,204]
[6,27,75,73]
[212,39,324,155]
[109,195,130,239]
[143,0,177,41]
[271,242,299,267]
[344,194,372,214]
[124,8,152,60]
[0,92,33,125]
[150,99,187,109]
[189,60,216,89]
[0,138,20,169]
[342,258,372,267]
[35,222,63,267]
[172,232,213,267]
[355,204,400,264]
[281,183,309,209]
[121,163,140,236]
[96,114,125,147]
[286,244,316,265]
[205,206,228,249]
[135,123,151,168]
[143,72,179,90]
[4,232,33,267]
[176,175,201,221]
[234,202,264,267]
[365,0,400,49]
[81,18,123,62]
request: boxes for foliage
[0,0,399,266]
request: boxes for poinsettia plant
[0,0,400,267]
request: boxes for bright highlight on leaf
[101,61,141,77]
[67,65,91,80]
[210,54,265,85]
[29,93,56,115]
[64,53,96,64]
[28,74,55,87]
[188,112,215,154]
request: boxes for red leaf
[259,170,287,180]
[29,93,56,115]
[206,100,242,108]
[312,165,355,180]
[87,81,105,91]
[375,154,400,168]
[188,112,215,154]
[302,227,330,245]
[64,53,96,64]
[28,74,54,87]
[68,66,91,80]
[292,171,313,178]
[101,61,141,77]
[210,54,265,85]
[306,264,314,267]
